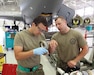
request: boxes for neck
[61,27,70,34]
[65,27,70,33]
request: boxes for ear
[32,23,36,26]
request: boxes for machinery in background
[83,17,91,26]
[44,32,57,40]
[19,0,75,27]
[72,15,83,27]
[72,15,91,28]
[39,38,57,67]
[0,0,75,28]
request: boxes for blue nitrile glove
[33,47,48,55]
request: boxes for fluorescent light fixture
[11,8,15,11]
[75,6,94,16]
[30,7,33,10]
[7,0,14,2]
[44,6,46,8]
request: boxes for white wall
[0,27,5,45]
[0,19,24,46]
[74,27,94,63]
[0,19,24,31]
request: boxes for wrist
[73,59,79,63]
[32,49,35,55]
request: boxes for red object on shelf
[84,30,87,39]
[2,64,17,75]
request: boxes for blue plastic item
[86,25,92,31]
[33,47,48,55]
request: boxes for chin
[59,30,62,32]
[36,33,41,36]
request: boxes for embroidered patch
[70,38,76,44]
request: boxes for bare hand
[67,60,77,68]
[49,40,58,53]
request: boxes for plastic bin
[2,64,17,75]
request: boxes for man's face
[55,18,66,32]
[34,23,47,35]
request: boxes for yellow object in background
[0,45,6,72]
[0,45,3,52]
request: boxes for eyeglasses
[37,26,46,32]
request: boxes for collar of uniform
[60,28,71,35]
[26,29,35,36]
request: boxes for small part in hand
[39,40,48,49]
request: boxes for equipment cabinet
[5,31,16,50]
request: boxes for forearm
[15,50,34,60]
[15,47,48,60]
[74,48,88,63]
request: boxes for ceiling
[63,0,94,10]
[0,0,94,24]
[0,0,94,16]
[63,0,94,23]
[0,0,21,16]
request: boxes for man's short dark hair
[33,16,48,27]
[55,16,66,21]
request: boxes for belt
[18,64,42,72]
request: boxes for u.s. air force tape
[39,40,48,49]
